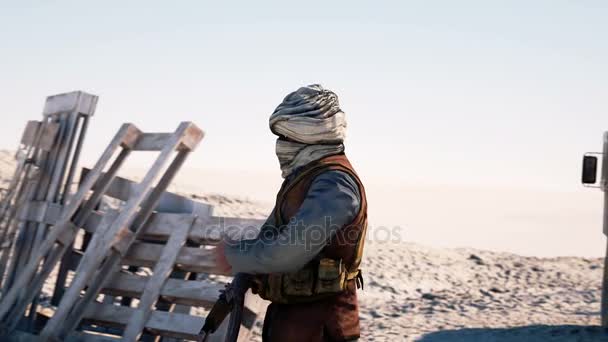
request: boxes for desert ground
[1,149,607,341]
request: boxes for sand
[358,241,604,341]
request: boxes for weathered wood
[81,167,212,216]
[2,111,267,341]
[37,113,83,310]
[42,91,98,117]
[16,204,264,247]
[123,242,224,274]
[130,125,203,152]
[3,151,127,329]
[122,213,263,245]
[61,150,195,337]
[138,213,200,241]
[13,312,122,341]
[122,217,194,340]
[19,121,61,151]
[0,107,69,289]
[16,201,63,224]
[19,121,40,147]
[13,117,77,297]
[192,216,265,243]
[0,123,138,327]
[27,115,78,324]
[102,272,223,307]
[39,122,61,152]
[42,123,203,340]
[0,120,53,287]
[82,303,205,340]
[132,133,173,151]
[179,123,205,151]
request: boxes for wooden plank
[81,168,213,216]
[131,124,203,152]
[191,216,265,243]
[19,121,41,146]
[17,206,264,247]
[102,272,223,307]
[41,114,83,306]
[38,121,61,151]
[82,303,204,340]
[132,133,173,151]
[130,214,264,244]
[12,116,72,312]
[17,201,63,226]
[122,217,194,340]
[137,213,198,241]
[43,91,98,116]
[122,242,226,274]
[17,119,59,151]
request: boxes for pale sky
[1,1,607,256]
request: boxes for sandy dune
[1,151,606,341]
[359,241,603,341]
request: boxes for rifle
[198,273,253,342]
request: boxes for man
[216,84,368,342]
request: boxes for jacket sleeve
[224,170,361,274]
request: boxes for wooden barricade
[55,172,266,341]
[0,91,97,297]
[0,93,267,341]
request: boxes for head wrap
[270,85,347,178]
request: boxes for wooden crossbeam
[19,207,264,246]
[123,242,224,274]
[81,167,212,216]
[132,133,173,151]
[102,272,223,308]
[43,91,98,117]
[82,303,204,340]
[141,214,264,244]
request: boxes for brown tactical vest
[259,153,368,342]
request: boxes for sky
[0,0,607,256]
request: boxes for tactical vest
[253,153,368,304]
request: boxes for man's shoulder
[311,169,361,198]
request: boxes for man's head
[269,84,346,144]
[270,84,347,177]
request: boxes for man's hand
[214,241,233,274]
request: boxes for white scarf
[276,140,344,178]
[270,84,347,178]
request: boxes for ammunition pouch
[253,258,363,304]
